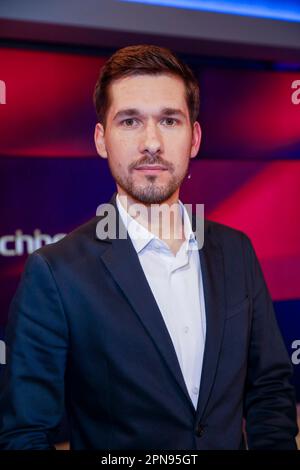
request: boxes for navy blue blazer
[0,193,298,449]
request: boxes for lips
[134,165,168,171]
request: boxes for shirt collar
[116,193,197,254]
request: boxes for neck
[117,188,186,251]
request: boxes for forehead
[107,74,188,116]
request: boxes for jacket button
[195,423,205,437]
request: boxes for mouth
[134,165,168,174]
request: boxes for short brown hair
[93,44,199,128]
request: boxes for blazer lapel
[98,194,196,413]
[195,222,226,423]
[96,194,227,419]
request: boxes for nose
[139,119,162,156]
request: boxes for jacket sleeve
[0,252,68,449]
[241,234,298,449]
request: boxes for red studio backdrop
[0,46,299,401]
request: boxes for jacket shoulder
[204,219,255,259]
[32,215,103,265]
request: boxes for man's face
[94,74,201,205]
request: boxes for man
[0,45,298,450]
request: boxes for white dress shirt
[116,194,206,410]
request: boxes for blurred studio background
[0,0,300,448]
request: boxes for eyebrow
[112,107,187,121]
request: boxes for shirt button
[184,326,189,333]
[192,387,199,395]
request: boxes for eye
[162,117,178,126]
[121,118,138,127]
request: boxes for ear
[94,122,108,159]
[190,121,202,159]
